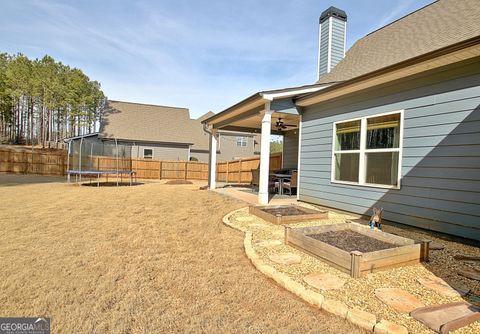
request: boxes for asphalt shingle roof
[317,0,480,84]
[100,100,196,144]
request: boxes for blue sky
[1,0,434,118]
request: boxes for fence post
[226,161,229,183]
[238,159,242,183]
[159,161,162,180]
[184,161,188,180]
[24,151,28,174]
[63,154,67,176]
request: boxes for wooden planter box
[285,222,431,278]
[249,205,328,225]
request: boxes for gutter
[202,123,220,153]
[202,122,213,136]
[201,83,332,127]
[63,132,99,142]
[201,92,262,124]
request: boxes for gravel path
[228,206,480,334]
[0,174,365,333]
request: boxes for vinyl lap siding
[130,143,189,161]
[283,130,299,169]
[190,150,209,162]
[217,134,255,162]
[299,62,480,240]
[330,19,345,69]
[318,20,330,75]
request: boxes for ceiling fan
[275,118,296,130]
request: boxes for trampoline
[66,136,136,186]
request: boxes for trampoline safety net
[68,137,133,174]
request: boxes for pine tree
[0,53,106,146]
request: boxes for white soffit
[261,85,331,101]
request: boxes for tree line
[0,53,106,147]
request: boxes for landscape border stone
[222,208,408,333]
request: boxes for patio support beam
[209,129,218,190]
[258,105,274,204]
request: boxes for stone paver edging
[222,208,408,334]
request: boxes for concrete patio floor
[213,184,298,205]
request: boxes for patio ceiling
[217,111,300,134]
[202,83,330,133]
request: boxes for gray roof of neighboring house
[317,0,480,84]
[189,113,260,152]
[189,112,216,151]
[196,111,215,122]
[100,100,195,144]
[100,101,224,150]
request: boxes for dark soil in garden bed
[261,206,310,216]
[308,230,398,253]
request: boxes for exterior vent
[317,6,347,79]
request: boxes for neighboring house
[66,100,259,162]
[203,0,480,240]
[189,111,261,162]
[100,101,193,161]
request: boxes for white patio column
[209,130,218,190]
[258,107,274,204]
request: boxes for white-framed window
[331,110,403,189]
[143,148,153,159]
[236,136,247,147]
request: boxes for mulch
[308,230,397,253]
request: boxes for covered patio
[202,83,329,204]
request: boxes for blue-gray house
[203,0,480,241]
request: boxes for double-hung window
[236,136,247,147]
[332,111,403,188]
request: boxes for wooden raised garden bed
[285,222,431,278]
[249,205,328,225]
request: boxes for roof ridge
[365,0,439,37]
[108,99,189,111]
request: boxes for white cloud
[375,0,418,29]
[1,0,433,118]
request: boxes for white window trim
[143,147,154,159]
[327,17,333,73]
[330,110,404,190]
[236,136,247,147]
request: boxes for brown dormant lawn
[0,174,364,333]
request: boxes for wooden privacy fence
[216,152,282,184]
[0,146,282,183]
[94,157,210,180]
[0,148,67,175]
